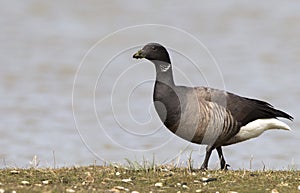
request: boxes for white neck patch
[159,63,171,72]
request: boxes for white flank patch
[236,118,291,140]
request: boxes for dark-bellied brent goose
[133,43,293,170]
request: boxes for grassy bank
[0,165,299,193]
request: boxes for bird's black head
[133,43,171,64]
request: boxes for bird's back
[195,87,293,125]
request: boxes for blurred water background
[1,0,299,169]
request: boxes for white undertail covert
[225,118,291,145]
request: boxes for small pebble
[114,186,125,190]
[122,178,132,183]
[12,191,16,193]
[114,186,129,191]
[195,189,202,193]
[131,191,139,193]
[21,180,30,185]
[161,168,169,172]
[201,177,217,182]
[182,184,189,189]
[109,188,120,192]
[42,180,51,185]
[271,189,279,193]
[84,175,94,184]
[155,182,163,187]
[202,177,208,181]
[115,172,120,176]
[10,170,20,174]
[298,185,300,190]
[0,189,5,193]
[281,182,289,187]
[66,189,75,193]
[227,191,238,193]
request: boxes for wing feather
[196,87,293,126]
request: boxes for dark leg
[200,145,214,170]
[216,146,229,170]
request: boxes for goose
[132,43,293,170]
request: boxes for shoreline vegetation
[0,163,299,193]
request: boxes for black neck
[151,60,181,130]
[151,60,175,87]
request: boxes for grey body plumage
[133,43,293,170]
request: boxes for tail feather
[246,98,294,121]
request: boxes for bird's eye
[152,47,157,51]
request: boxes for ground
[0,165,299,193]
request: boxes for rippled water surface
[1,1,299,169]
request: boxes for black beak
[133,49,146,59]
